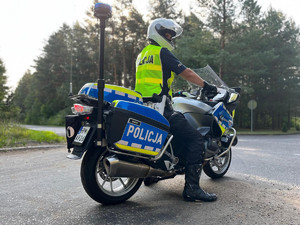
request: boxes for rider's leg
[169,112,217,202]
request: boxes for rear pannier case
[106,100,170,157]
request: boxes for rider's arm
[160,48,216,93]
[179,68,205,88]
[160,48,186,75]
[160,48,205,88]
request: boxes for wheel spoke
[93,151,142,199]
[119,178,126,188]
[209,161,216,168]
[216,164,222,171]
[97,168,103,174]
[101,175,108,187]
[110,179,114,192]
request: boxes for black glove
[203,81,218,95]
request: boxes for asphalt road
[231,134,300,185]
[23,125,66,137]
[0,135,299,225]
[22,125,300,185]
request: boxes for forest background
[1,0,300,132]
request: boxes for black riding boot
[182,164,217,202]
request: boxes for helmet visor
[155,20,182,39]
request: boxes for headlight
[228,93,238,103]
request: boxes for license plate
[73,126,91,145]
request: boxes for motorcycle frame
[69,4,238,167]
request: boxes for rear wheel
[80,147,143,204]
[203,148,232,179]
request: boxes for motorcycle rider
[135,18,218,202]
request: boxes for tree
[197,0,237,79]
[14,24,88,124]
[13,70,33,121]
[84,0,147,88]
[173,13,219,91]
[239,0,261,29]
[0,58,9,120]
[126,7,148,88]
[0,58,8,104]
[149,0,183,20]
[10,0,300,130]
[219,0,263,127]
[178,13,219,68]
[112,0,139,87]
[0,58,20,120]
[258,9,300,129]
[224,5,300,129]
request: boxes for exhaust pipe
[104,156,171,178]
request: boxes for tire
[203,148,232,179]
[80,147,143,205]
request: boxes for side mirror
[231,87,241,94]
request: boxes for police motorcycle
[65,3,240,205]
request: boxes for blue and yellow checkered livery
[78,83,143,104]
[106,100,170,157]
[212,102,233,135]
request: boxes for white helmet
[147,18,183,51]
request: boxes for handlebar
[173,87,218,100]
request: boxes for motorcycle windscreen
[106,100,170,156]
[212,102,233,134]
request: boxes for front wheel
[80,147,143,204]
[203,148,232,179]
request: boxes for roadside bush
[292,117,300,131]
[296,123,300,131]
[46,108,71,126]
[281,122,289,132]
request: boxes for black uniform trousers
[165,111,205,165]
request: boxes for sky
[1,0,300,90]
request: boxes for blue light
[95,3,112,10]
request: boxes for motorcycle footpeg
[144,177,159,186]
[144,173,176,186]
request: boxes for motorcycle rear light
[71,104,93,115]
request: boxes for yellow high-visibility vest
[135,45,174,98]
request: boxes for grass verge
[237,128,300,135]
[0,122,65,148]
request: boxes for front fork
[204,127,237,161]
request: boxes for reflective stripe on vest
[135,45,174,98]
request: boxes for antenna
[94,2,112,147]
